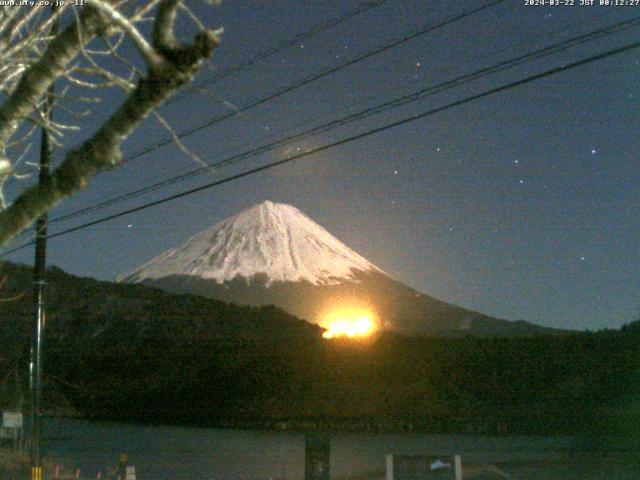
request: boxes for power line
[49,15,640,224]
[52,7,618,222]
[109,0,508,168]
[2,39,637,258]
[81,6,620,197]
[49,0,392,165]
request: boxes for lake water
[42,418,638,480]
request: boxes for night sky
[2,0,639,331]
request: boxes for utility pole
[29,8,57,480]
[29,95,52,480]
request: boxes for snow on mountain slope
[123,201,385,286]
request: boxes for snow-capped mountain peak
[123,201,384,286]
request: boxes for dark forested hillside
[1,262,638,443]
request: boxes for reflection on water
[43,418,638,480]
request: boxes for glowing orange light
[321,307,376,339]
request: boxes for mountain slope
[123,201,560,337]
[1,262,633,436]
[139,270,561,337]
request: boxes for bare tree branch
[0,7,105,149]
[152,110,216,176]
[88,0,162,68]
[0,1,221,244]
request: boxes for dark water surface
[42,418,638,480]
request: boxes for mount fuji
[124,201,383,287]
[122,201,558,337]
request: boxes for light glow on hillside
[321,307,376,339]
